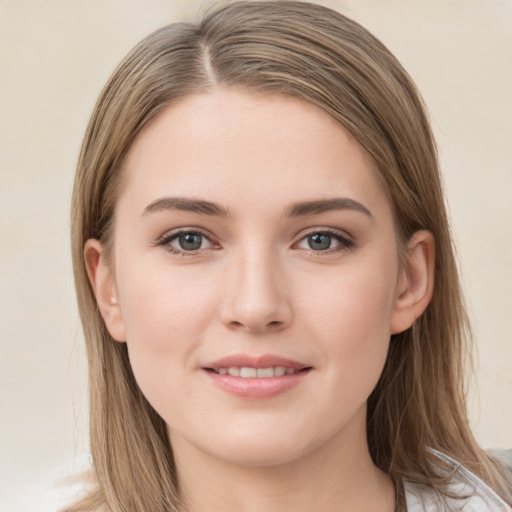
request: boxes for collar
[404,450,512,512]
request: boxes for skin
[86,89,434,512]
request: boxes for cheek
[119,259,218,339]
[115,261,219,394]
[302,256,398,339]
[299,257,397,397]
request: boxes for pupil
[308,233,331,250]
[179,233,202,251]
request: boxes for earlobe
[390,230,435,335]
[84,239,127,342]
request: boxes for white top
[405,449,512,512]
[17,450,512,512]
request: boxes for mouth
[206,366,307,378]
[202,354,312,399]
[204,354,311,376]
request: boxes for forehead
[119,88,390,217]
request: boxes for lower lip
[203,369,311,399]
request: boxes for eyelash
[155,229,217,256]
[155,228,356,256]
[295,229,356,255]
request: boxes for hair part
[69,2,511,510]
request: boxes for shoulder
[488,449,512,472]
[404,449,512,512]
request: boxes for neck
[171,410,395,512]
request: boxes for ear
[390,230,435,335]
[84,239,127,342]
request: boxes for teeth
[256,367,273,378]
[274,366,286,377]
[216,366,300,378]
[240,367,257,378]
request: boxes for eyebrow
[142,196,372,219]
[142,197,231,217]
[284,198,373,218]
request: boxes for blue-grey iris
[308,233,331,250]
[179,233,203,251]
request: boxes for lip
[202,354,312,400]
[205,354,310,371]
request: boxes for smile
[212,367,301,378]
[203,354,312,399]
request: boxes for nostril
[220,293,292,332]
[227,319,284,332]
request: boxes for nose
[219,249,292,333]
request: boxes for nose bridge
[220,240,291,331]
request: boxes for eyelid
[294,226,354,241]
[155,227,220,255]
[153,226,356,255]
[292,227,356,253]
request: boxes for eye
[295,230,355,253]
[156,230,217,255]
[305,233,333,251]
[175,233,206,251]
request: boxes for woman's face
[91,89,422,467]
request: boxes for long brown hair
[69,2,511,510]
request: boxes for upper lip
[204,354,310,371]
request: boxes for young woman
[69,1,512,511]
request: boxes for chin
[193,421,331,469]
[210,439,308,468]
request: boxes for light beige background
[1,0,511,510]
